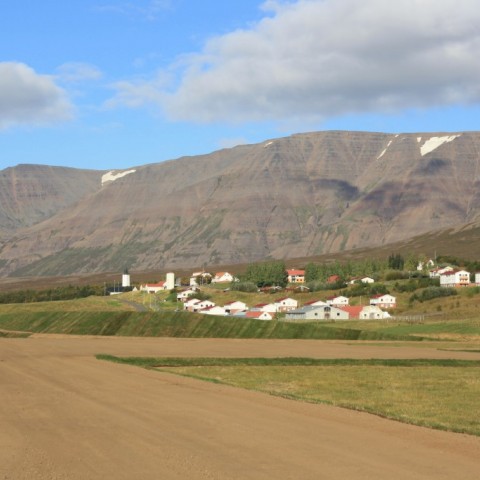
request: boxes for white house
[440,270,470,287]
[349,276,374,284]
[251,303,278,313]
[223,301,248,313]
[190,272,213,286]
[359,305,390,320]
[429,266,454,278]
[246,311,274,321]
[275,297,298,312]
[184,298,216,312]
[327,295,349,307]
[183,298,201,311]
[176,288,198,302]
[199,306,227,316]
[211,272,237,283]
[370,294,396,309]
[286,305,349,321]
[303,299,328,307]
[287,269,306,283]
[140,281,167,293]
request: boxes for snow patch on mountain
[102,169,136,186]
[420,135,461,156]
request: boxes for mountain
[1,130,480,277]
[0,164,102,238]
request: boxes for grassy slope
[0,309,425,340]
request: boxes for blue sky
[1,0,480,171]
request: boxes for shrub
[229,281,258,293]
[410,287,457,303]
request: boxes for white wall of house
[286,305,349,321]
[211,272,236,283]
[224,301,248,312]
[440,270,470,287]
[370,294,396,308]
[359,306,389,320]
[327,296,349,307]
[275,297,298,312]
[199,306,227,316]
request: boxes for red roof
[287,269,305,276]
[246,311,271,319]
[339,306,364,319]
[146,281,165,287]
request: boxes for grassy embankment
[98,355,480,437]
[0,309,424,340]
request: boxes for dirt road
[1,336,479,479]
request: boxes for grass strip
[96,355,480,368]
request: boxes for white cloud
[56,62,103,83]
[109,0,480,124]
[0,62,74,130]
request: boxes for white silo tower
[166,272,175,290]
[122,268,131,288]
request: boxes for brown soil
[1,336,479,479]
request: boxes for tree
[242,260,288,287]
[388,253,405,270]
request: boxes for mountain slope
[1,131,480,276]
[0,164,103,237]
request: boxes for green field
[98,355,480,437]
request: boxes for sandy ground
[1,336,480,479]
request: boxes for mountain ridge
[1,130,479,276]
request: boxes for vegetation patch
[98,355,480,436]
[0,330,30,338]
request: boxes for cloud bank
[110,0,480,124]
[0,62,73,129]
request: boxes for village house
[176,288,198,302]
[327,275,341,284]
[211,272,238,283]
[327,295,349,307]
[370,294,396,309]
[348,276,374,284]
[223,301,248,314]
[429,266,454,278]
[359,305,390,320]
[189,271,213,286]
[303,299,328,307]
[251,303,278,313]
[339,305,390,320]
[286,305,349,321]
[199,306,227,316]
[417,259,435,271]
[287,269,306,283]
[245,311,274,321]
[274,297,298,312]
[183,298,216,312]
[440,270,471,287]
[140,281,167,293]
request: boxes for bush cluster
[409,287,457,303]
